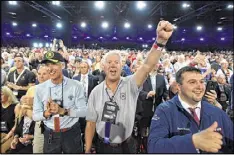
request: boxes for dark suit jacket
[138,74,168,118]
[72,74,99,97]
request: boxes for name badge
[13,90,18,96]
[101,101,119,124]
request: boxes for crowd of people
[1,20,233,154]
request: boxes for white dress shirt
[178,95,201,120]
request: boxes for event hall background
[1,1,233,154]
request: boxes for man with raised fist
[85,20,174,153]
[148,66,233,153]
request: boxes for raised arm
[134,21,173,87]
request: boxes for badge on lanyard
[101,101,119,124]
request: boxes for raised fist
[156,21,174,45]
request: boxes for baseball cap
[14,53,24,59]
[41,51,64,64]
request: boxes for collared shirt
[80,73,89,98]
[178,95,201,120]
[86,75,142,143]
[149,72,157,91]
[33,76,87,130]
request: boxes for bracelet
[153,43,164,51]
[155,41,166,48]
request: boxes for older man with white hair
[216,59,233,83]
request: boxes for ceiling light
[56,22,62,28]
[197,26,202,31]
[148,24,152,29]
[81,22,86,28]
[8,1,17,5]
[102,21,109,29]
[52,1,60,6]
[95,1,105,10]
[137,1,146,10]
[227,4,233,9]
[217,27,222,31]
[124,22,131,28]
[32,23,37,27]
[12,22,17,26]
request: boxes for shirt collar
[48,76,68,87]
[81,73,89,78]
[178,95,201,110]
[104,77,123,90]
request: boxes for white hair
[102,50,122,65]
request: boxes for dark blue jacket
[148,95,234,153]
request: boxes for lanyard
[104,79,122,144]
[105,80,122,102]
[13,69,26,84]
[49,80,64,108]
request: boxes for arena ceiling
[1,1,233,50]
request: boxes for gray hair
[102,50,122,65]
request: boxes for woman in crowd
[1,86,19,153]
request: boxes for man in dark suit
[73,61,99,99]
[137,64,168,152]
[72,60,99,151]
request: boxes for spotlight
[139,37,143,40]
[173,25,177,29]
[52,1,60,6]
[152,37,155,40]
[137,1,146,10]
[217,27,223,31]
[56,22,62,28]
[38,43,43,48]
[33,43,38,48]
[182,3,190,8]
[45,43,49,47]
[227,4,233,9]
[73,36,77,39]
[102,21,109,29]
[126,37,129,40]
[6,32,10,35]
[26,34,30,37]
[181,38,185,41]
[44,35,48,38]
[221,37,225,41]
[12,22,17,26]
[81,22,86,28]
[32,23,37,27]
[124,22,131,28]
[95,1,105,10]
[8,1,17,5]
[200,38,204,41]
[197,26,202,31]
[100,37,103,39]
[148,24,152,29]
